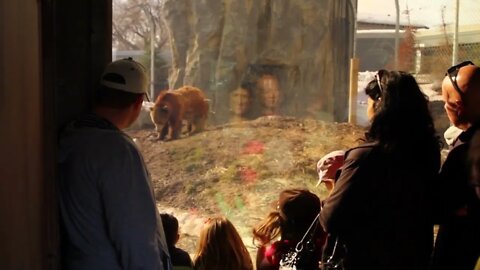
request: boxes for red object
[242,140,265,155]
[239,167,257,184]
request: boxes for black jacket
[431,125,480,270]
[320,142,440,270]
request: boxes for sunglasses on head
[445,61,475,98]
[374,69,386,99]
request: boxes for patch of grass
[184,179,204,195]
[185,163,201,172]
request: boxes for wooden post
[348,58,359,124]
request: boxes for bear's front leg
[160,124,169,140]
[169,119,182,140]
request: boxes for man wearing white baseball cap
[58,58,171,270]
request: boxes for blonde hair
[193,216,253,270]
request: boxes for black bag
[319,235,346,270]
[279,213,321,270]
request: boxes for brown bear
[150,86,209,140]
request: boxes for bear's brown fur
[150,86,209,140]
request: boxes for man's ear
[132,95,143,110]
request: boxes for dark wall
[0,1,44,269]
[41,1,112,268]
[43,0,112,128]
[0,0,111,269]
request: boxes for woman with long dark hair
[320,70,441,270]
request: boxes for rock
[160,0,353,123]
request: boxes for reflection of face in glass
[230,87,251,117]
[257,75,280,114]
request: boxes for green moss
[219,164,239,183]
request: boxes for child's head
[194,216,253,270]
[278,189,320,222]
[253,189,321,246]
[160,213,179,248]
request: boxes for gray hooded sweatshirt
[58,113,171,270]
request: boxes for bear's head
[150,103,170,128]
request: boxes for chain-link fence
[418,41,480,83]
[414,1,480,84]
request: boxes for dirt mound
[128,116,366,257]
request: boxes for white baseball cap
[316,150,345,187]
[100,57,149,97]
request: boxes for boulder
[160,0,354,123]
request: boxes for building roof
[357,20,427,30]
[416,24,480,47]
[356,29,406,39]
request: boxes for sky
[357,0,480,28]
